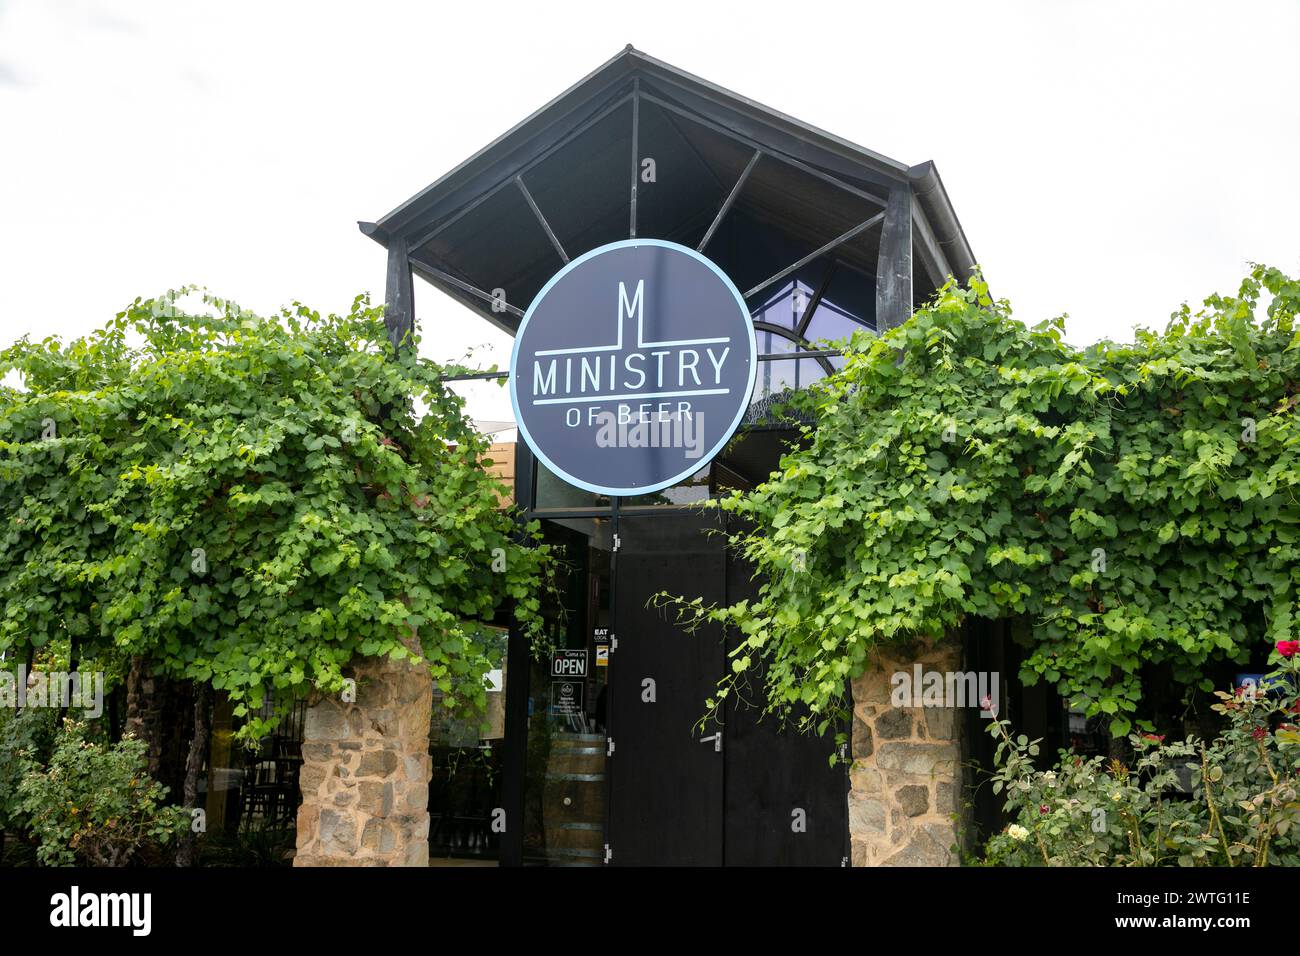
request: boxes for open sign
[552,649,588,678]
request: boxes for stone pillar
[848,637,965,866]
[293,650,433,867]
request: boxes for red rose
[1252,726,1267,741]
[1039,804,1049,815]
[1277,641,1300,658]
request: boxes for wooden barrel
[542,733,605,865]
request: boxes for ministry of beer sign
[509,239,756,496]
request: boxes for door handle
[699,732,722,752]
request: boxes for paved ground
[428,856,497,867]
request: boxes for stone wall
[124,658,191,799]
[293,647,433,867]
[848,637,966,866]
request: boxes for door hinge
[841,855,849,867]
[839,743,848,761]
[604,843,613,864]
[610,633,618,652]
[612,533,621,552]
[607,737,615,757]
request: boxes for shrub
[17,719,188,866]
[0,705,56,839]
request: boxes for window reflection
[752,278,819,332]
[532,460,712,510]
[747,271,873,403]
[534,460,609,510]
[621,465,712,507]
[753,330,827,402]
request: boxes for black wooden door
[722,533,848,865]
[607,508,847,866]
[721,699,846,865]
[608,510,726,865]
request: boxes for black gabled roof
[361,46,977,335]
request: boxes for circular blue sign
[510,239,756,497]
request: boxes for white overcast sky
[1,0,1297,427]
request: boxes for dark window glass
[534,460,610,510]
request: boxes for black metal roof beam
[697,149,761,253]
[751,320,836,375]
[514,176,569,264]
[796,260,837,338]
[744,212,884,301]
[406,177,511,260]
[408,257,524,318]
[657,106,728,194]
[638,91,889,215]
[442,370,511,381]
[435,281,519,337]
[629,80,640,238]
[776,348,841,361]
[406,88,635,252]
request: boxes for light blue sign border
[509,239,757,498]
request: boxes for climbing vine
[0,289,550,739]
[685,265,1300,738]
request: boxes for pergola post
[384,235,415,352]
[294,633,434,867]
[294,228,432,867]
[875,184,913,331]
